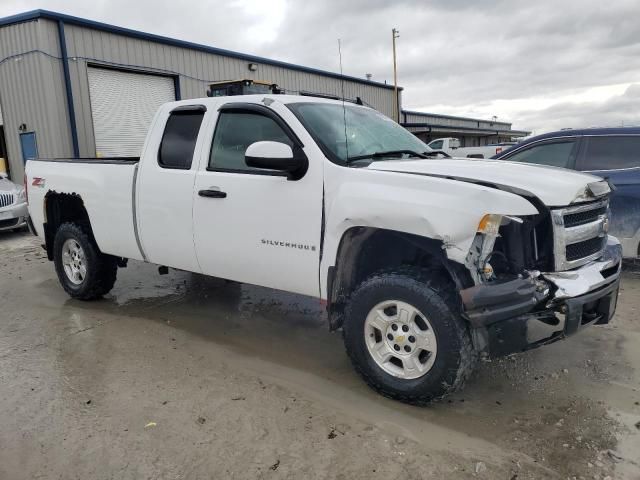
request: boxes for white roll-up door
[88,67,175,157]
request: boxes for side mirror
[245,141,307,179]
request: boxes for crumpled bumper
[542,237,622,300]
[462,237,622,357]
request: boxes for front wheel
[342,268,476,405]
[53,222,118,300]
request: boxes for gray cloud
[516,83,640,133]
[2,0,640,132]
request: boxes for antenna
[338,38,349,160]
[392,28,400,122]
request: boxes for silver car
[0,174,28,232]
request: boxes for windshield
[287,102,431,164]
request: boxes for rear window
[158,110,205,169]
[580,136,640,171]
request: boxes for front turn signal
[477,214,502,236]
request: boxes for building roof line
[0,9,401,91]
[402,122,530,136]
[402,109,512,126]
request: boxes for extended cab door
[192,102,323,297]
[136,105,207,272]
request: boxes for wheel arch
[43,192,95,260]
[325,226,473,330]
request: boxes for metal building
[0,9,529,182]
[0,10,401,181]
[401,110,530,147]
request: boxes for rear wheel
[53,222,117,300]
[342,268,476,405]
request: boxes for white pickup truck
[427,137,514,158]
[26,95,622,404]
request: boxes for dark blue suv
[494,127,640,258]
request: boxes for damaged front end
[460,198,622,358]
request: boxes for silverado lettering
[262,239,317,251]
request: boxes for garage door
[88,67,175,157]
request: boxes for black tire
[53,222,118,300]
[342,267,476,405]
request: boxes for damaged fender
[319,164,538,299]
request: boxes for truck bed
[26,157,144,261]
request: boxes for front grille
[0,218,19,229]
[0,193,14,208]
[551,199,609,270]
[566,236,605,261]
[563,206,607,228]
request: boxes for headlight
[16,188,27,203]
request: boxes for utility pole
[392,28,400,123]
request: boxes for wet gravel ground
[0,231,639,479]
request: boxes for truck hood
[367,158,609,207]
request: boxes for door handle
[198,189,227,198]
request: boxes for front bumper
[461,237,622,357]
[0,202,28,231]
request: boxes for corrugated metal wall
[60,21,398,157]
[403,111,512,131]
[0,19,72,180]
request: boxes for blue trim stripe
[57,20,79,158]
[0,9,400,91]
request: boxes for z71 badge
[31,177,46,188]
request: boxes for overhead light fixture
[248,63,258,72]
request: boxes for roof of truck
[165,94,368,108]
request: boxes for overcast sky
[2,0,640,134]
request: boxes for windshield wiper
[346,150,429,163]
[422,149,451,158]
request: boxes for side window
[209,111,293,172]
[580,136,640,171]
[429,140,443,150]
[505,140,577,168]
[158,110,205,169]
